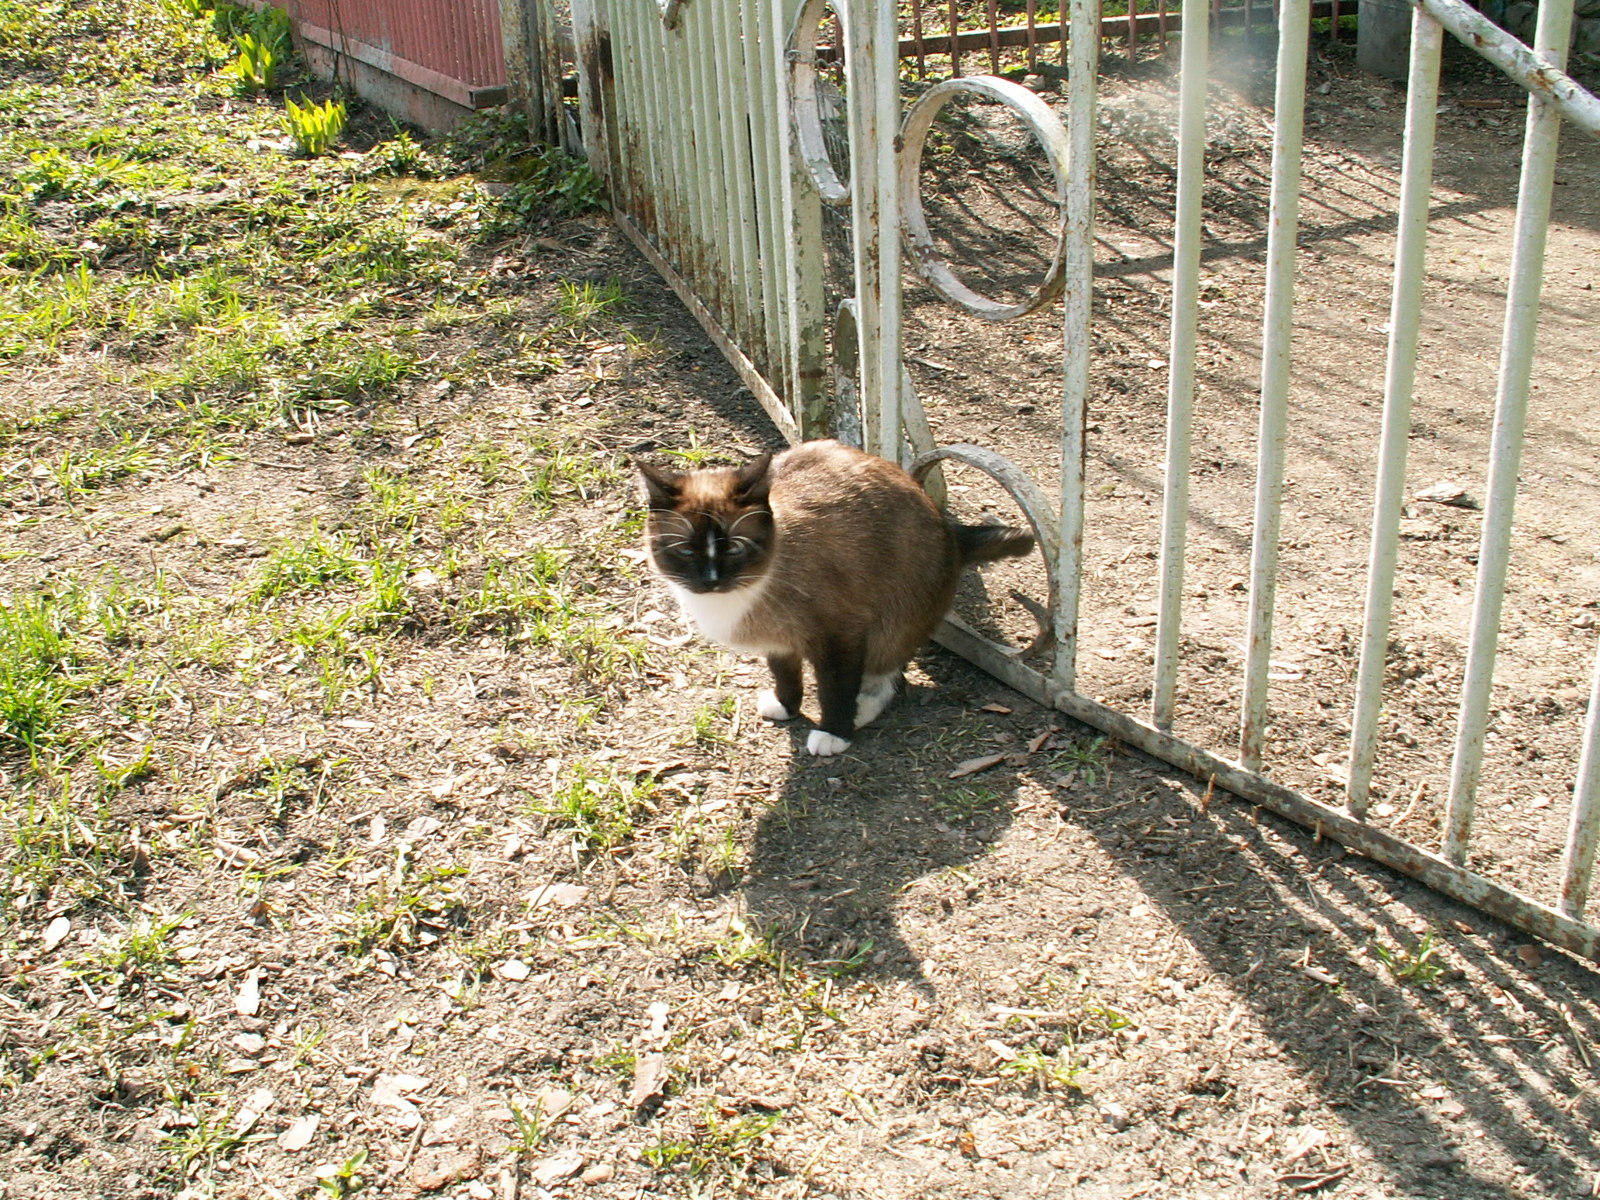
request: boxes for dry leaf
[532,1153,586,1186]
[42,915,71,952]
[233,1087,275,1134]
[645,1001,670,1045]
[1283,1125,1329,1164]
[528,882,589,910]
[627,1052,666,1108]
[949,753,1005,779]
[979,703,1012,715]
[215,841,261,869]
[497,959,531,981]
[1027,730,1052,754]
[234,967,261,1016]
[372,1073,429,1127]
[278,1114,318,1152]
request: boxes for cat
[636,439,1034,756]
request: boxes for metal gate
[565,0,1600,964]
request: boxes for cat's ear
[733,452,774,506]
[633,459,683,508]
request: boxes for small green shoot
[315,1147,369,1198]
[285,95,348,157]
[1374,930,1446,986]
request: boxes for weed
[3,773,118,912]
[1374,930,1446,986]
[72,911,189,987]
[285,94,348,156]
[707,914,784,972]
[314,1148,369,1198]
[331,851,468,955]
[528,760,656,853]
[0,589,87,753]
[688,695,736,746]
[249,528,366,602]
[223,5,290,93]
[997,1042,1090,1093]
[554,277,626,329]
[507,1097,549,1154]
[934,784,1002,820]
[643,1107,782,1186]
[163,1099,246,1180]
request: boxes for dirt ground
[2,14,1599,1200]
[912,34,1600,906]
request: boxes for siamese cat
[636,440,1033,756]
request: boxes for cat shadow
[738,653,1024,995]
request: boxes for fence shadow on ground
[738,658,1600,1197]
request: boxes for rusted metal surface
[288,0,506,112]
[895,2,1344,71]
[1419,0,1600,137]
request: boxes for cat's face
[636,454,776,595]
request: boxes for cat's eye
[724,544,747,560]
[668,546,694,559]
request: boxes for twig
[249,459,310,471]
[387,1121,425,1184]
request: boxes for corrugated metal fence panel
[288,0,508,110]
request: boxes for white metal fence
[565,0,1600,963]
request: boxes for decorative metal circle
[898,76,1071,321]
[788,0,850,206]
[911,443,1060,654]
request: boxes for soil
[2,25,1599,1200]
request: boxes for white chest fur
[669,579,773,654]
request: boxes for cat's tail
[952,522,1035,566]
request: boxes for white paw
[853,674,898,729]
[756,689,795,721]
[807,730,851,757]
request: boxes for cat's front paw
[806,730,851,757]
[756,689,795,721]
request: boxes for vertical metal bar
[1332,0,1341,41]
[1443,0,1575,863]
[684,4,724,324]
[742,0,783,392]
[772,0,827,434]
[949,0,962,77]
[1027,0,1039,72]
[1345,11,1444,816]
[1150,0,1211,731]
[1246,0,1256,34]
[789,0,829,438]
[1561,645,1600,917]
[1157,0,1168,55]
[569,0,610,185]
[988,0,1002,73]
[1128,0,1139,59]
[914,0,927,78]
[612,2,648,227]
[1237,0,1311,772]
[844,0,903,457]
[874,0,903,458]
[712,0,758,359]
[1053,0,1099,693]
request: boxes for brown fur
[637,440,1033,750]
